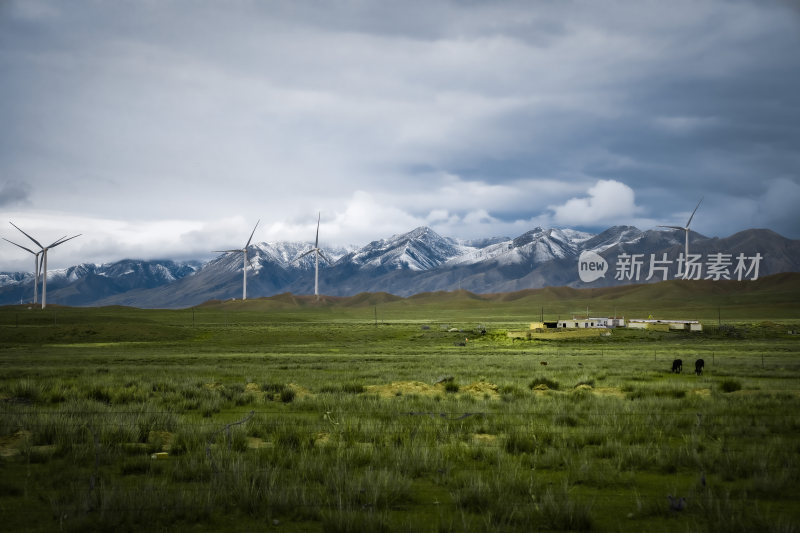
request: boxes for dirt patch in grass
[0,429,31,457]
[529,329,613,340]
[692,388,712,397]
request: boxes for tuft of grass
[280,388,296,403]
[319,383,365,394]
[719,379,743,393]
[444,381,459,393]
[9,379,42,403]
[529,377,560,390]
[504,429,538,454]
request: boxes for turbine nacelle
[291,212,329,299]
[212,219,260,300]
[657,197,703,279]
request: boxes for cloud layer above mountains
[1,0,799,270]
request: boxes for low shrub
[280,388,296,403]
[529,377,560,390]
[720,379,742,393]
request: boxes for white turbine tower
[659,197,703,279]
[3,236,42,304]
[10,222,80,309]
[293,213,332,300]
[213,220,260,300]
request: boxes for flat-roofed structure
[627,319,702,332]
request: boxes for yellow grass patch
[460,381,500,399]
[472,433,499,445]
[287,383,311,398]
[313,432,331,447]
[364,380,502,399]
[693,388,712,397]
[245,383,261,393]
[147,430,174,451]
[365,381,438,398]
[247,437,272,449]
[594,387,626,398]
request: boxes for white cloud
[551,180,641,226]
[550,180,640,226]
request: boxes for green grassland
[1,276,799,532]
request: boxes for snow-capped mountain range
[1,225,798,308]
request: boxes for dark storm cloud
[0,180,31,207]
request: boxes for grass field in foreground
[0,283,799,532]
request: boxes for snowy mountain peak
[348,226,466,271]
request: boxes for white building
[627,319,702,332]
[556,317,618,329]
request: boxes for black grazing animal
[671,359,683,373]
[667,495,687,512]
[695,358,705,375]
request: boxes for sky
[1,0,799,271]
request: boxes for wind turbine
[10,222,81,309]
[2,236,42,304]
[213,220,260,300]
[659,197,703,279]
[293,213,332,300]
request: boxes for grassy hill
[0,274,797,338]
[190,272,800,322]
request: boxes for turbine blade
[658,225,685,231]
[212,249,241,253]
[315,212,320,248]
[245,219,260,248]
[318,250,333,264]
[48,234,80,248]
[686,197,703,228]
[3,238,37,255]
[9,222,43,249]
[292,249,314,263]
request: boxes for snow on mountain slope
[44,260,201,284]
[206,241,356,275]
[0,272,32,287]
[448,227,595,266]
[345,227,468,271]
[4,225,796,308]
[579,226,647,254]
